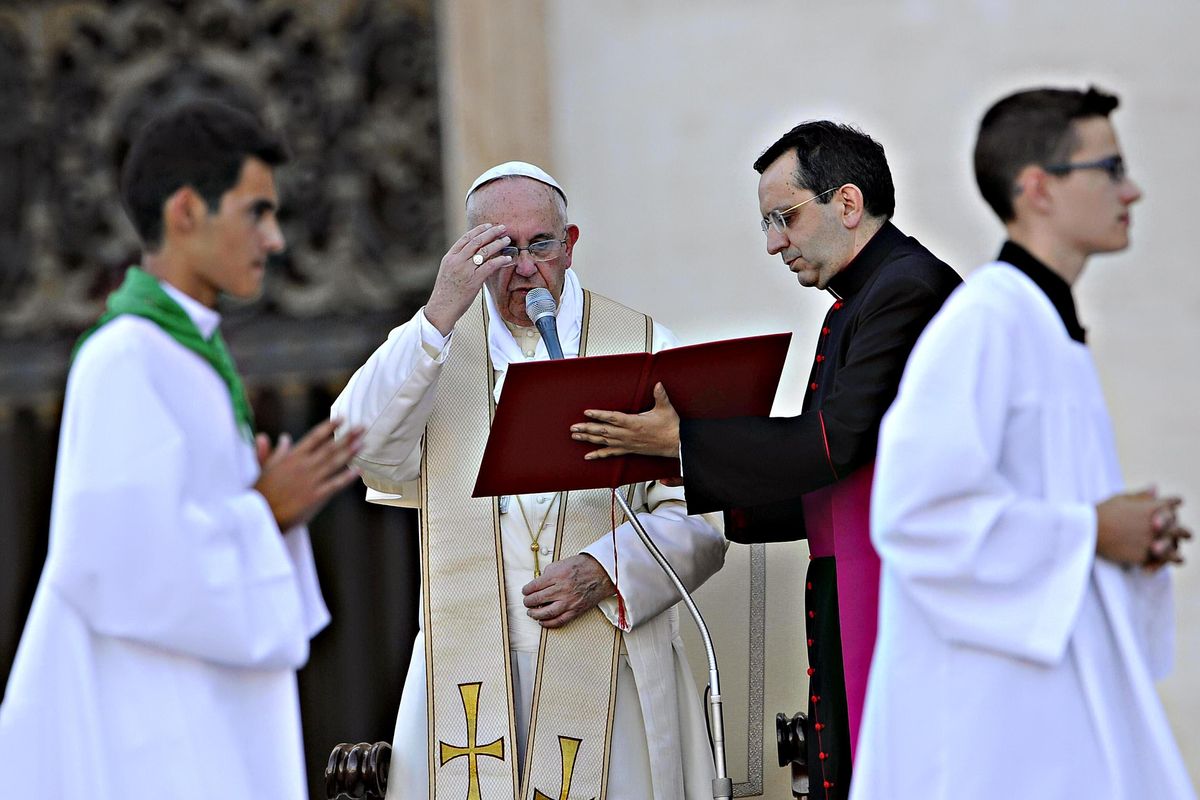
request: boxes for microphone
[524,287,565,360]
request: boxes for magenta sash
[800,462,880,757]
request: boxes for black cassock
[680,222,960,800]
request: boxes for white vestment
[0,284,329,800]
[331,269,725,800]
[851,262,1194,799]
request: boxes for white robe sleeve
[581,485,726,631]
[871,295,1095,666]
[48,326,327,670]
[581,321,727,631]
[331,308,449,493]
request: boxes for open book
[472,332,791,496]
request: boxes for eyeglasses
[1043,155,1126,183]
[497,237,568,262]
[760,187,838,235]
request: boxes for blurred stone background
[0,2,441,797]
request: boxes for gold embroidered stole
[421,291,652,800]
[421,297,515,800]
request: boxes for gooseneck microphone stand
[611,491,733,800]
[526,287,731,799]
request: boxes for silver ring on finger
[472,252,485,267]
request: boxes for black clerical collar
[826,221,906,300]
[998,241,1087,343]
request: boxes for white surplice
[0,283,329,800]
[851,262,1194,800]
[331,269,725,800]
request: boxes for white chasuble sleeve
[50,322,326,670]
[872,293,1095,666]
[331,308,449,493]
[582,484,726,631]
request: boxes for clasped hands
[1097,489,1191,570]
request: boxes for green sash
[75,267,255,440]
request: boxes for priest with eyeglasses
[571,121,961,800]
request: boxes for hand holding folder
[472,332,791,497]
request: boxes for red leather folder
[472,332,792,496]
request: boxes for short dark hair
[974,86,1120,222]
[753,121,896,220]
[120,99,290,248]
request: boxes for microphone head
[525,287,557,323]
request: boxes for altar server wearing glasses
[852,86,1194,800]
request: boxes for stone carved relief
[0,0,443,336]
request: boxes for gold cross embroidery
[438,682,505,800]
[532,735,594,800]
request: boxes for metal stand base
[612,491,731,800]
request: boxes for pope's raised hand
[571,382,681,460]
[424,223,513,335]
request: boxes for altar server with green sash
[0,100,362,800]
